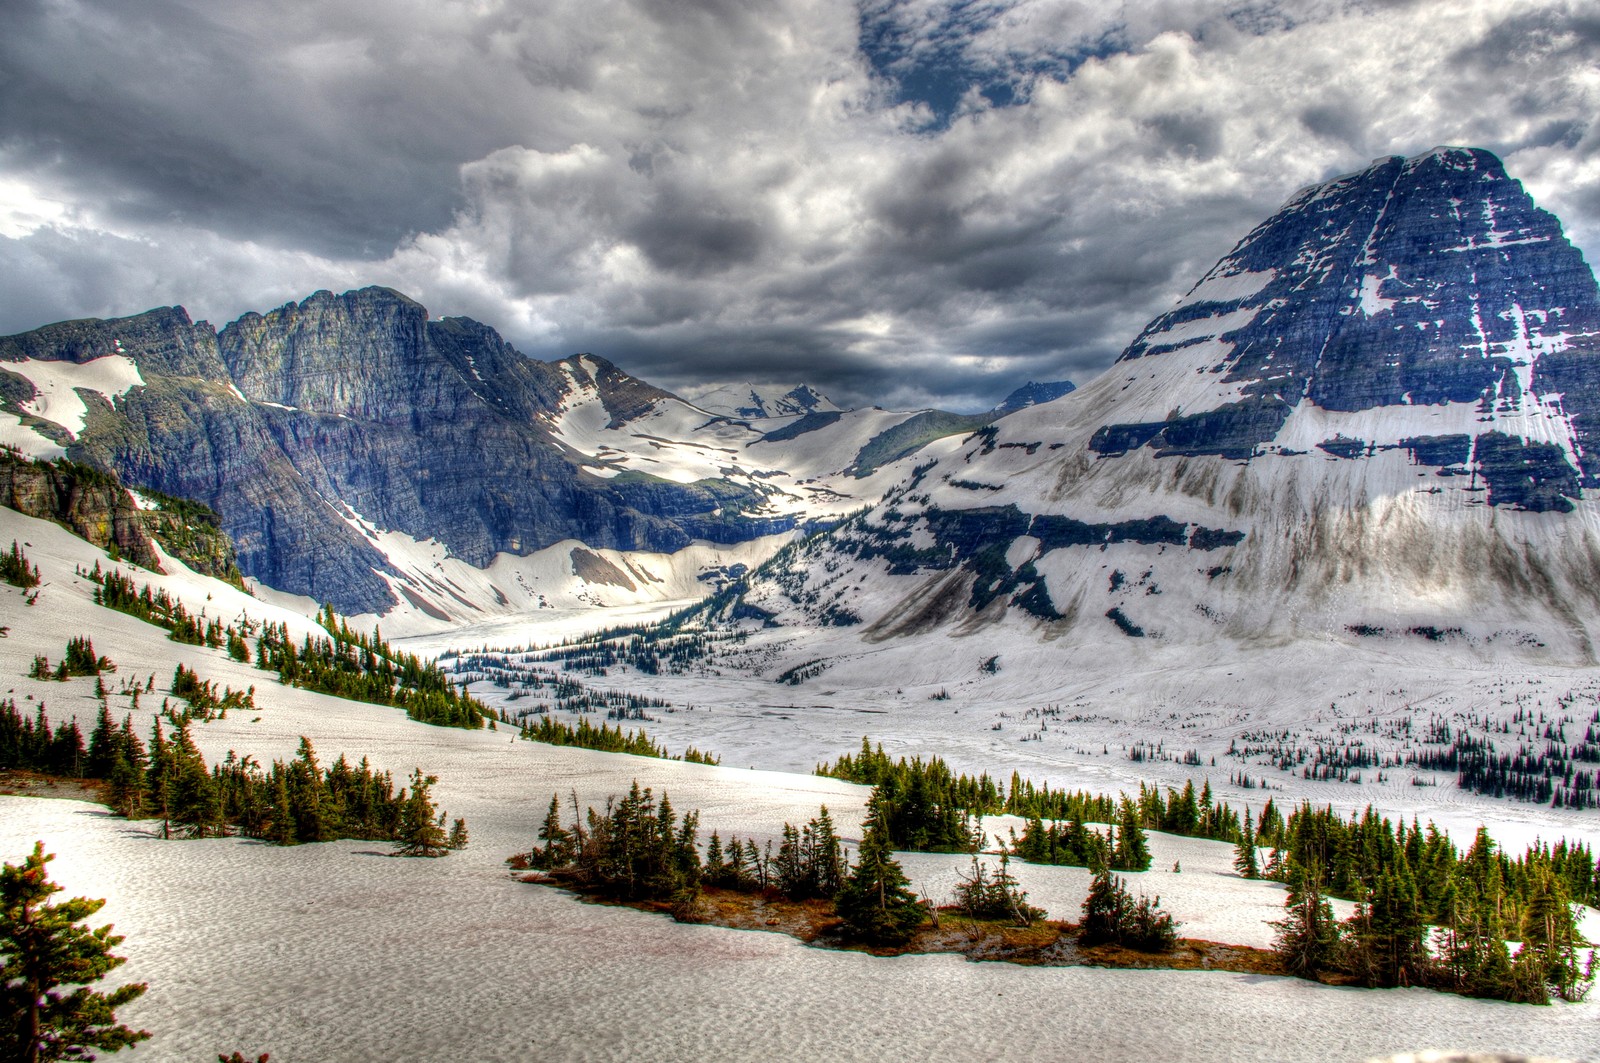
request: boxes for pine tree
[1270,860,1340,979]
[1233,816,1259,879]
[394,770,450,857]
[835,815,925,945]
[1343,866,1428,988]
[0,843,150,1063]
[1517,870,1595,1002]
[1079,869,1133,946]
[448,819,469,851]
[1112,798,1150,871]
[532,794,570,868]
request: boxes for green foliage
[952,853,1044,924]
[167,665,253,722]
[700,832,767,892]
[1269,860,1341,979]
[772,808,846,901]
[834,816,926,945]
[256,609,486,729]
[394,770,450,858]
[0,842,150,1062]
[0,702,87,778]
[87,566,217,646]
[1079,869,1177,951]
[0,541,40,590]
[1233,816,1259,879]
[519,716,667,758]
[87,566,485,731]
[530,783,701,904]
[1010,816,1111,869]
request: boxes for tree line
[86,565,486,730]
[515,714,719,764]
[0,698,464,856]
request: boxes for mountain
[0,289,990,630]
[689,382,841,419]
[995,380,1076,413]
[719,147,1600,664]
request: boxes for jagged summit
[995,380,1075,412]
[1090,146,1600,480]
[0,287,971,627]
[727,147,1600,662]
[690,381,842,419]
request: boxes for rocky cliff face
[729,148,1600,663]
[0,451,240,581]
[1,288,785,615]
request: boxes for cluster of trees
[27,638,113,683]
[88,566,487,730]
[89,566,232,648]
[1263,802,1597,912]
[525,789,933,946]
[2,694,464,856]
[1010,798,1149,871]
[1417,731,1600,809]
[526,783,701,908]
[0,701,88,778]
[0,540,40,589]
[255,607,485,729]
[1079,869,1178,951]
[818,740,1243,856]
[951,854,1043,924]
[515,713,719,764]
[138,723,465,854]
[1262,803,1595,1002]
[1271,853,1593,1004]
[168,664,255,722]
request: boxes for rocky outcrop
[995,380,1075,412]
[0,452,161,568]
[0,451,241,583]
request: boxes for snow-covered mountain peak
[689,381,842,419]
[726,147,1600,664]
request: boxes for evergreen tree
[531,794,571,868]
[1516,870,1595,1002]
[394,770,450,857]
[1079,869,1133,946]
[1112,798,1150,871]
[1342,866,1428,988]
[448,819,469,851]
[1233,816,1259,879]
[1270,860,1340,979]
[835,816,925,945]
[0,843,150,1063]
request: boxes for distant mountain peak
[691,382,842,419]
[995,380,1075,413]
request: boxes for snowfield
[0,507,1597,1062]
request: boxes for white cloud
[1,0,1596,409]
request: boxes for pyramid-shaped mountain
[731,148,1600,661]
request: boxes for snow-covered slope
[1,504,1595,1062]
[732,147,1600,665]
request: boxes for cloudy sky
[2,0,1597,409]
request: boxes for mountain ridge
[0,288,997,627]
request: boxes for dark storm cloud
[1,0,1598,411]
